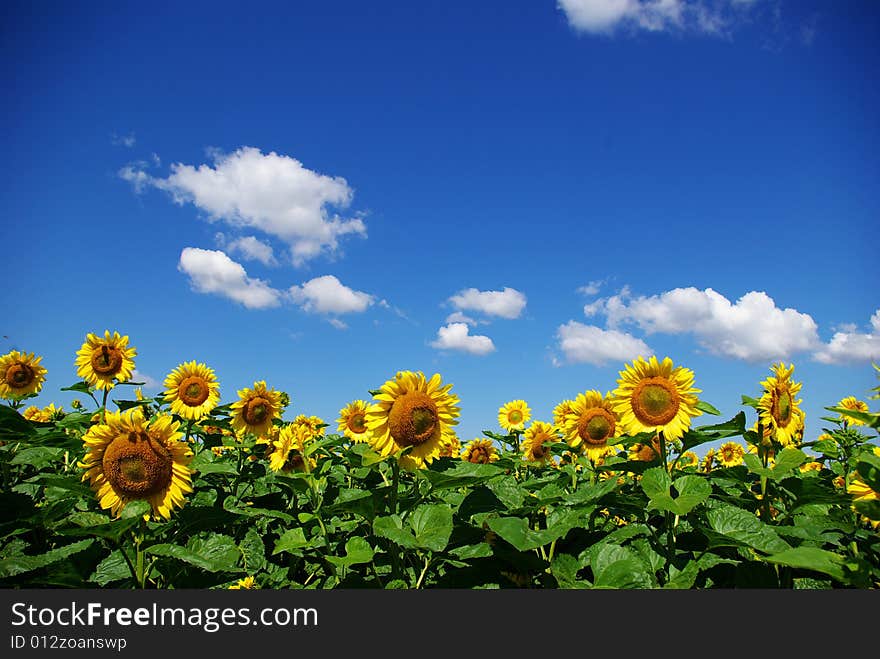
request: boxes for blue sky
[3,0,879,453]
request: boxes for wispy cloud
[177,247,283,309]
[120,146,366,266]
[577,279,605,296]
[225,235,278,266]
[448,287,527,320]
[431,323,496,356]
[111,132,136,147]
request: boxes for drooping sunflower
[439,433,462,458]
[337,400,370,442]
[79,408,193,520]
[163,361,221,421]
[701,448,717,473]
[461,439,499,464]
[230,381,283,438]
[498,399,531,432]
[837,396,870,426]
[75,331,137,391]
[364,370,460,469]
[611,356,702,442]
[628,434,661,463]
[0,350,47,399]
[756,362,804,447]
[268,423,315,473]
[562,390,620,462]
[717,441,745,467]
[521,421,559,465]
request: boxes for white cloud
[328,318,348,330]
[558,0,759,36]
[448,287,527,319]
[813,309,880,365]
[120,146,366,266]
[445,311,480,326]
[130,369,159,390]
[226,235,277,266]
[557,321,652,366]
[289,275,374,315]
[118,165,152,194]
[177,247,282,309]
[430,323,496,356]
[577,280,604,296]
[594,287,820,362]
[111,132,136,147]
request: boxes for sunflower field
[1,332,879,590]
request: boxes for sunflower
[611,356,702,442]
[461,439,499,464]
[837,396,870,426]
[79,408,193,520]
[364,370,460,469]
[717,441,745,467]
[521,421,559,465]
[701,448,717,473]
[756,362,804,447]
[0,350,47,399]
[799,461,823,473]
[628,434,661,463]
[561,390,620,462]
[163,361,221,421]
[848,448,880,529]
[552,399,575,428]
[229,576,259,590]
[23,403,63,423]
[679,450,700,468]
[498,400,531,432]
[439,433,462,458]
[337,400,370,442]
[268,423,315,473]
[75,331,136,391]
[230,381,283,438]
[293,414,326,438]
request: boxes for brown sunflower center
[578,409,616,446]
[631,377,681,426]
[507,410,523,425]
[90,345,123,376]
[347,413,367,434]
[284,452,306,473]
[773,387,792,426]
[6,363,34,389]
[388,391,439,447]
[243,396,272,426]
[102,431,172,498]
[178,376,210,407]
[469,447,490,464]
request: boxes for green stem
[390,459,400,516]
[658,431,675,570]
[101,388,110,422]
[414,555,431,589]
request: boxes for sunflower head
[756,362,804,447]
[268,423,315,473]
[79,408,193,520]
[552,399,575,428]
[229,576,259,589]
[679,450,700,468]
[163,361,221,421]
[701,448,717,473]
[498,400,531,432]
[629,434,662,463]
[230,381,283,439]
[438,433,462,458]
[0,350,48,399]
[837,396,870,426]
[337,400,370,442]
[521,421,559,466]
[717,441,745,468]
[611,356,702,442]
[364,371,460,469]
[561,390,620,462]
[461,438,499,464]
[293,414,326,438]
[75,331,137,391]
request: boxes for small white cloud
[598,287,820,362]
[328,318,348,330]
[111,132,136,147]
[448,287,527,319]
[556,321,652,366]
[289,275,374,314]
[227,235,277,266]
[120,146,366,266]
[430,323,496,356]
[814,309,880,365]
[577,280,604,296]
[130,369,159,390]
[177,247,282,309]
[445,311,479,326]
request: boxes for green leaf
[550,554,588,589]
[89,550,132,586]
[60,381,94,394]
[589,545,655,589]
[373,515,417,549]
[741,395,761,410]
[563,477,619,506]
[10,447,65,468]
[825,406,880,429]
[326,537,375,570]
[641,468,711,515]
[119,500,151,519]
[696,401,722,415]
[706,504,790,554]
[57,517,141,543]
[223,503,295,524]
[812,439,839,458]
[410,504,453,552]
[422,461,504,490]
[239,528,267,572]
[272,529,311,555]
[771,447,807,476]
[25,474,94,498]
[855,452,880,492]
[762,547,848,583]
[640,467,672,499]
[487,476,525,510]
[0,404,36,437]
[450,543,493,560]
[147,535,243,573]
[0,539,96,578]
[486,510,582,552]
[682,412,747,452]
